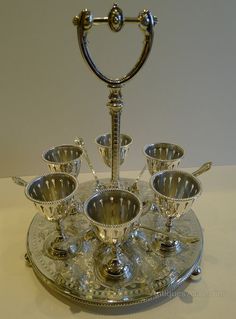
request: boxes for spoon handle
[130,164,147,192]
[192,161,212,177]
[74,137,101,187]
[12,176,28,187]
[138,224,199,244]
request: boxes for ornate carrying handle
[73,4,157,85]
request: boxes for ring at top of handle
[73,4,157,86]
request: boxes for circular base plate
[26,178,203,307]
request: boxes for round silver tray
[26,178,203,307]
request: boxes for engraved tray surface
[26,178,203,307]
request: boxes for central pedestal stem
[107,85,123,188]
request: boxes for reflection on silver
[84,189,142,244]
[84,189,142,283]
[74,4,156,187]
[42,144,83,177]
[26,178,204,306]
[25,173,79,259]
[144,142,184,175]
[150,163,211,251]
[192,161,212,177]
[151,170,202,219]
[13,3,211,309]
[96,133,132,168]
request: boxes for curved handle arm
[73,4,157,85]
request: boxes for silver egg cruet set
[13,4,212,307]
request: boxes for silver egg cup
[150,163,211,251]
[25,173,79,259]
[96,133,132,168]
[144,142,184,175]
[84,189,142,284]
[42,144,83,177]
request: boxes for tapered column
[107,85,123,187]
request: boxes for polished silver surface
[42,144,83,177]
[129,164,147,193]
[190,265,202,281]
[84,188,142,282]
[150,161,212,221]
[26,178,203,306]
[84,189,142,244]
[96,133,132,168]
[14,3,210,309]
[75,137,106,191]
[25,173,78,221]
[150,164,212,251]
[150,170,202,220]
[192,161,212,177]
[73,4,156,188]
[108,3,124,32]
[25,173,79,259]
[107,86,123,187]
[12,176,28,187]
[144,143,184,175]
[73,4,157,85]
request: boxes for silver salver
[26,179,203,307]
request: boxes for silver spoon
[192,161,212,177]
[129,164,147,193]
[74,137,106,191]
